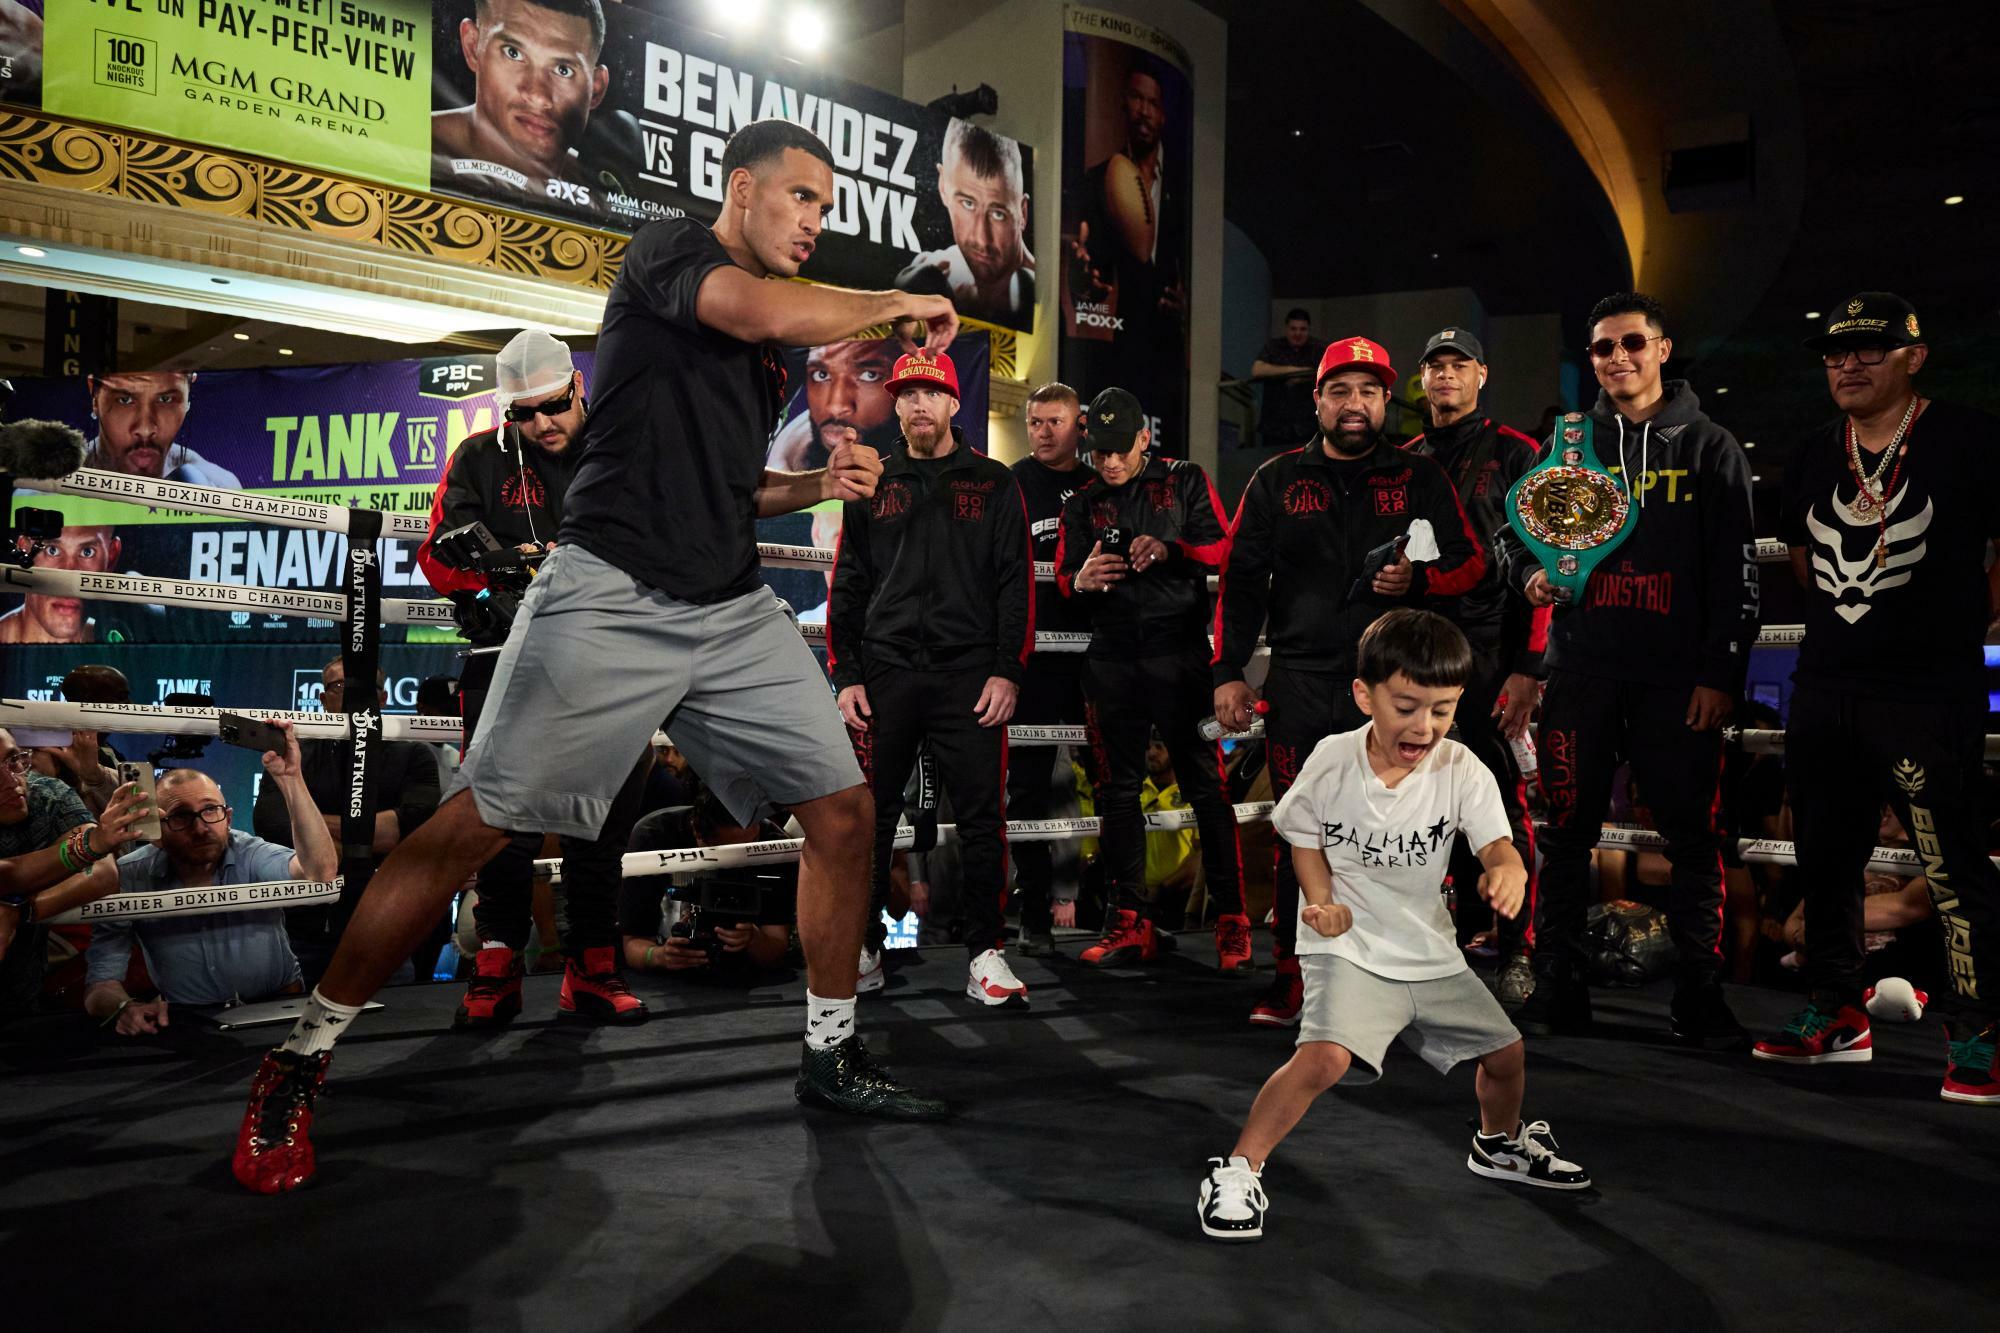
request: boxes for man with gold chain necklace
[1754,292,2000,1103]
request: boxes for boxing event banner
[27,0,432,192]
[1058,6,1195,458]
[2,331,987,645]
[427,1,1038,332]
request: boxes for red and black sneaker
[558,946,648,1024]
[454,945,525,1030]
[1079,909,1158,967]
[1751,999,1872,1065]
[1249,955,1303,1027]
[1941,1021,2000,1105]
[1215,913,1256,977]
[231,1048,332,1195]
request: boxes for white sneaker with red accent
[966,948,1029,1007]
[857,948,885,995]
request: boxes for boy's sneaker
[1079,909,1157,967]
[1198,1155,1267,1241]
[966,948,1029,1007]
[557,947,647,1024]
[1248,956,1303,1026]
[796,1035,950,1121]
[1492,952,1535,1009]
[1941,1021,2000,1105]
[1670,980,1751,1051]
[1215,913,1256,977]
[454,945,524,1029]
[857,947,886,994]
[1751,999,1872,1065]
[1467,1119,1592,1191]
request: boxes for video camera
[431,520,545,593]
[665,867,780,964]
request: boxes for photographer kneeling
[621,785,795,977]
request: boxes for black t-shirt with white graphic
[560,218,789,604]
[1011,455,1099,634]
[1780,399,2000,699]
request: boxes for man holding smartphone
[1212,337,1488,1026]
[1054,386,1249,975]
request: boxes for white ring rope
[0,698,462,745]
[42,878,342,924]
[16,468,430,540]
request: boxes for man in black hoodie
[1501,292,1760,1048]
[829,348,1036,1008]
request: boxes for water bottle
[1509,730,1537,776]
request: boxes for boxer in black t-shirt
[1754,292,2000,1104]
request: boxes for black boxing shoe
[796,1035,950,1121]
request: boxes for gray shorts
[447,543,862,838]
[1297,954,1520,1084]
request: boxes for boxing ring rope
[42,879,342,924]
[0,698,463,745]
[14,469,431,540]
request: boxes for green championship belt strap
[1504,412,1636,604]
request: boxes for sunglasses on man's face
[504,385,577,423]
[1821,346,1895,369]
[1587,332,1664,361]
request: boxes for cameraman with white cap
[417,330,649,1029]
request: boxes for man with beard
[81,371,240,487]
[0,524,120,644]
[83,726,338,1035]
[1008,383,1100,953]
[1754,293,2000,1103]
[897,119,1035,327]
[1499,292,1758,1050]
[764,340,903,472]
[432,0,614,220]
[1214,337,1487,1025]
[830,348,1034,1006]
[1402,328,1549,1008]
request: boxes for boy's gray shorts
[447,544,861,838]
[1297,954,1521,1084]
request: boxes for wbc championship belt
[1505,412,1635,604]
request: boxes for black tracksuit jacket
[1053,455,1232,658]
[1213,437,1487,684]
[828,430,1035,688]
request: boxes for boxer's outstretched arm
[695,265,958,351]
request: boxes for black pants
[1005,656,1093,931]
[1790,684,2000,1019]
[1447,649,1538,955]
[853,664,1007,956]
[1264,661,1366,958]
[1536,670,1725,984]
[460,655,645,953]
[1082,648,1243,920]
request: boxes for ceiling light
[16,245,45,258]
[1743,441,1756,449]
[1714,386,1729,394]
[1752,473,1763,481]
[279,348,294,356]
[1805,310,1820,319]
[232,332,250,341]
[711,0,765,24]
[788,5,828,52]
[1944,195,1964,205]
[1292,129,1302,138]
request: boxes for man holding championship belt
[1497,292,1759,1048]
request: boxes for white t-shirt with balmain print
[1272,725,1511,981]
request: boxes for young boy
[1198,609,1590,1241]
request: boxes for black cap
[1082,386,1147,452]
[1803,292,1923,351]
[1419,327,1484,364]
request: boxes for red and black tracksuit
[1492,382,1760,990]
[417,425,641,952]
[1008,455,1103,933]
[1214,435,1487,961]
[1055,456,1243,921]
[1404,415,1551,955]
[829,431,1034,956]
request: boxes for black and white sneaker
[1198,1155,1267,1241]
[1466,1119,1592,1191]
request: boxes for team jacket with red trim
[1403,414,1551,675]
[828,430,1034,690]
[1054,455,1232,658]
[416,426,575,604]
[1213,437,1486,685]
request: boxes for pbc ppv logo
[419,355,496,402]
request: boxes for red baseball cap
[1315,336,1397,390]
[883,348,961,399]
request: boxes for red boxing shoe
[454,945,525,1030]
[558,946,648,1024]
[232,1048,332,1195]
[1215,913,1256,977]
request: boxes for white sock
[280,988,364,1057]
[805,991,856,1051]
